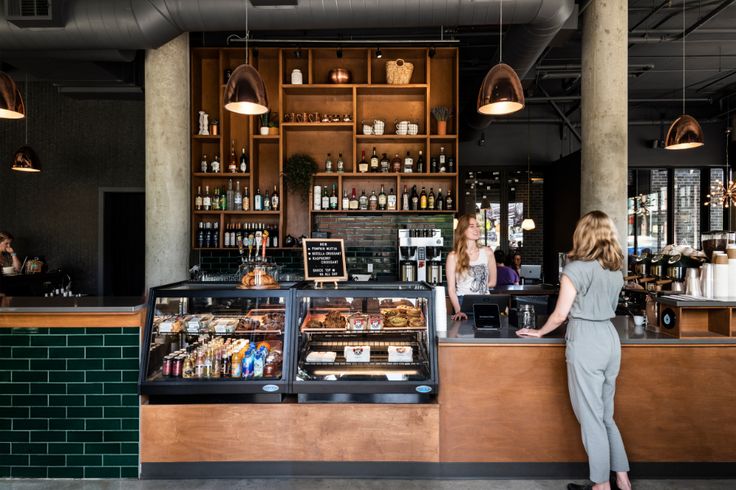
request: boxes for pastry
[306,319,322,329]
[324,311,347,330]
[344,345,371,363]
[388,316,408,328]
[409,317,424,328]
[347,313,368,331]
[405,307,422,317]
[368,314,383,331]
[388,345,413,363]
[241,268,278,287]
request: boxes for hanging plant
[284,153,318,202]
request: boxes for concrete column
[580,1,628,248]
[145,33,190,290]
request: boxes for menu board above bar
[303,239,347,282]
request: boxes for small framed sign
[302,238,348,284]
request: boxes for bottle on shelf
[358,150,368,173]
[430,156,438,174]
[325,153,333,173]
[263,189,271,211]
[410,185,419,210]
[330,184,338,210]
[201,153,208,173]
[416,150,425,173]
[211,188,219,211]
[446,188,454,210]
[428,187,435,210]
[436,187,445,210]
[211,154,221,173]
[387,187,397,210]
[195,186,203,211]
[391,153,402,173]
[402,185,410,211]
[234,181,243,210]
[254,188,263,211]
[226,179,235,211]
[239,146,248,173]
[219,187,226,211]
[337,152,345,173]
[349,188,359,210]
[321,189,330,210]
[228,141,238,173]
[368,190,378,210]
[378,185,387,210]
[448,155,455,173]
[380,153,390,173]
[438,147,447,173]
[203,186,212,211]
[420,186,428,210]
[342,189,350,210]
[197,222,204,247]
[243,186,250,211]
[359,190,369,210]
[224,224,230,248]
[212,222,219,248]
[204,222,211,248]
[271,185,279,211]
[403,151,413,173]
[370,147,380,172]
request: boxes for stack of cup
[728,245,736,298]
[713,252,729,299]
[701,263,715,299]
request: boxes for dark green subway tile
[121,395,139,407]
[3,454,29,465]
[31,383,66,395]
[120,466,139,478]
[0,383,30,394]
[86,328,121,335]
[121,419,138,431]
[105,383,137,395]
[0,372,10,382]
[68,359,103,370]
[86,395,121,407]
[49,418,84,431]
[12,442,47,454]
[67,431,103,442]
[85,442,120,454]
[68,383,103,395]
[48,466,84,478]
[122,328,140,335]
[12,371,48,383]
[86,346,122,359]
[103,431,137,442]
[53,328,85,335]
[66,406,101,418]
[12,394,47,406]
[11,466,47,478]
[30,431,66,442]
[29,406,64,418]
[47,442,83,454]
[30,454,66,466]
[0,346,10,358]
[105,334,139,347]
[68,335,103,346]
[30,359,59,371]
[0,466,8,478]
[86,371,121,383]
[0,335,30,346]
[122,346,139,358]
[85,467,120,478]
[30,335,67,347]
[0,394,11,405]
[49,347,85,359]
[121,371,138,382]
[120,442,138,454]
[104,454,138,466]
[49,395,85,407]
[4,359,29,370]
[12,418,47,431]
[67,454,102,466]
[49,371,85,383]
[103,406,137,418]
[16,328,47,335]
[0,419,9,430]
[0,442,9,454]
[86,419,120,431]
[0,430,29,442]
[104,358,138,370]
[12,347,48,358]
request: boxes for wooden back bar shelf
[190,47,459,251]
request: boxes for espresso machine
[398,228,444,283]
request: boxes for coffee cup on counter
[2,266,16,275]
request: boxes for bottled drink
[430,157,438,173]
[211,154,221,173]
[195,186,203,210]
[238,147,249,173]
[204,223,211,249]
[378,185,387,210]
[342,190,349,210]
[271,225,279,247]
[224,224,230,248]
[410,185,419,210]
[226,179,235,211]
[402,185,410,211]
[212,188,220,211]
[416,150,425,173]
[387,188,397,210]
[228,141,238,173]
[428,187,435,210]
[263,189,271,211]
[446,188,454,210]
[436,187,445,210]
[321,190,330,210]
[391,153,402,173]
[438,147,446,173]
[219,187,226,211]
[329,184,338,210]
[325,153,333,173]
[197,222,204,247]
[203,186,211,211]
[368,190,378,210]
[201,153,208,173]
[254,188,262,211]
[380,153,390,173]
[212,222,219,248]
[370,147,380,172]
[337,152,345,173]
[271,185,279,210]
[403,151,413,173]
[243,186,250,211]
[358,150,368,173]
[359,190,368,210]
[349,188,359,210]
[420,186,428,210]
[448,155,455,173]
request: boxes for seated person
[0,231,21,273]
[494,250,519,286]
[510,251,522,276]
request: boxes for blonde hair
[452,214,478,276]
[568,210,624,271]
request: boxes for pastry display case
[139,281,295,402]
[291,282,438,403]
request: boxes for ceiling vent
[249,0,298,7]
[5,0,65,28]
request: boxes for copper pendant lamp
[224,0,269,115]
[0,72,26,119]
[12,76,40,172]
[665,0,704,150]
[477,0,524,116]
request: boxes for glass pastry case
[139,281,295,402]
[291,282,438,403]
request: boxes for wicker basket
[386,59,414,84]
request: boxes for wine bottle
[378,185,387,210]
[195,186,203,210]
[254,188,262,211]
[370,147,380,172]
[203,186,211,211]
[358,150,368,173]
[428,187,435,210]
[239,147,248,173]
[243,186,250,211]
[410,185,419,210]
[349,188,359,210]
[436,187,445,210]
[271,185,279,211]
[330,184,338,210]
[416,150,425,173]
[228,141,238,173]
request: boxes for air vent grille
[6,0,65,27]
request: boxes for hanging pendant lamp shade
[521,218,536,231]
[11,145,41,172]
[477,63,525,115]
[665,114,704,150]
[0,72,25,119]
[224,63,269,115]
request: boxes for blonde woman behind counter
[0,231,22,274]
[446,215,497,321]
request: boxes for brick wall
[0,327,139,478]
[512,182,544,267]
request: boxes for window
[627,169,667,255]
[674,169,700,247]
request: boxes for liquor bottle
[201,153,208,173]
[212,222,219,248]
[410,185,419,210]
[448,155,455,173]
[195,186,203,210]
[197,222,204,248]
[380,153,390,173]
[263,189,271,211]
[359,190,369,210]
[391,153,402,173]
[370,147,380,172]
[430,156,438,173]
[337,152,345,173]
[349,188,359,210]
[329,184,338,210]
[368,190,378,210]
[342,190,350,210]
[243,186,250,211]
[228,141,238,173]
[378,185,387,210]
[219,187,226,211]
[446,188,454,210]
[239,146,249,173]
[204,223,211,248]
[402,185,410,211]
[226,179,235,211]
[211,154,221,173]
[387,188,397,210]
[271,185,279,211]
[358,150,369,173]
[420,187,428,210]
[403,151,413,173]
[428,187,435,210]
[224,224,230,248]
[321,190,330,210]
[254,188,262,211]
[436,187,445,210]
[325,153,333,173]
[416,150,425,173]
[272,225,279,247]
[211,188,219,211]
[203,185,212,211]
[438,147,446,173]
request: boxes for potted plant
[431,106,452,135]
[259,111,271,135]
[284,153,318,202]
[268,112,279,135]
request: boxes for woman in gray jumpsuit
[517,211,632,490]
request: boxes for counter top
[438,315,736,345]
[489,284,559,295]
[0,296,145,313]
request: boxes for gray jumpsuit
[562,260,630,484]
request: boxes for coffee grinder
[398,228,444,283]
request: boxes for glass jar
[291,68,303,85]
[518,304,536,329]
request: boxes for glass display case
[291,282,438,403]
[139,281,295,402]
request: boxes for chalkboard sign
[303,239,348,283]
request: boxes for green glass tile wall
[0,327,139,479]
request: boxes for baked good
[261,312,285,330]
[388,346,413,363]
[405,307,422,317]
[409,317,424,328]
[344,346,370,362]
[387,316,408,328]
[305,319,323,329]
[347,314,368,331]
[368,314,383,331]
[241,268,278,288]
[324,311,347,330]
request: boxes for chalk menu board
[302,239,348,282]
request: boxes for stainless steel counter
[0,296,145,313]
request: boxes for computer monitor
[520,265,542,281]
[461,294,510,315]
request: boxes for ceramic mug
[296,112,307,123]
[407,122,419,135]
[362,122,374,135]
[343,114,352,122]
[284,112,295,122]
[308,112,320,123]
[373,119,385,135]
[395,120,409,135]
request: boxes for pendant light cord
[527,107,531,213]
[24,74,28,144]
[245,0,249,65]
[499,0,503,64]
[682,0,685,116]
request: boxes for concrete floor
[0,480,734,489]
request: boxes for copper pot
[329,68,352,84]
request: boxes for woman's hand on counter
[451,311,467,321]
[516,328,544,338]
